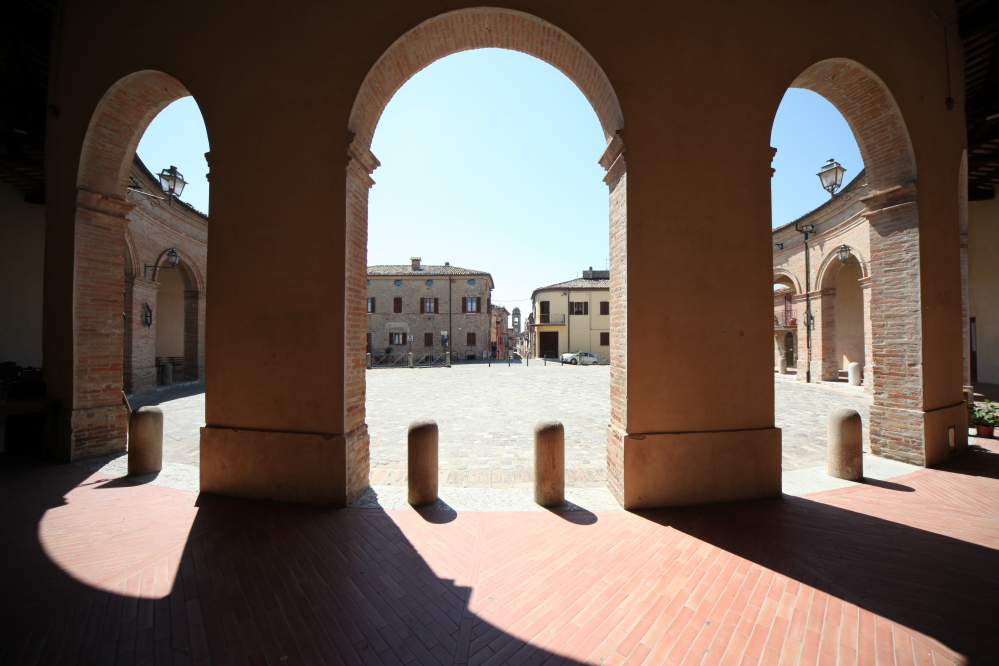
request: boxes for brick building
[123,157,207,395]
[490,304,510,359]
[529,268,611,360]
[366,259,493,361]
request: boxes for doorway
[539,331,559,359]
[784,332,794,368]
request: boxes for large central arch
[341,8,628,501]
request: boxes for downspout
[796,222,813,383]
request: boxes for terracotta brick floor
[1,441,997,666]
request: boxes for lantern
[817,158,846,195]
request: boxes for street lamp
[144,248,181,279]
[836,244,851,264]
[817,158,846,196]
[157,166,187,205]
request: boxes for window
[600,301,609,316]
[570,301,588,315]
[426,279,434,286]
[424,332,434,347]
[600,332,610,346]
[540,300,550,324]
[462,297,480,313]
[394,280,403,286]
[366,332,372,353]
[468,279,476,285]
[367,297,375,313]
[389,332,405,345]
[366,279,371,286]
[393,297,403,313]
[420,297,438,314]
[467,332,476,345]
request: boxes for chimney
[445,261,450,266]
[411,257,421,270]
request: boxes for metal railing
[414,352,448,367]
[538,313,566,324]
[371,353,407,367]
[774,309,797,327]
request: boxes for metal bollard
[827,408,862,481]
[408,418,438,506]
[366,353,371,369]
[534,419,565,507]
[408,352,414,368]
[446,351,451,367]
[848,362,861,386]
[778,358,787,375]
[161,362,173,385]
[128,406,163,475]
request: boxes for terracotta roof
[532,277,610,301]
[367,265,494,286]
[771,169,867,234]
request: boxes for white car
[560,351,599,365]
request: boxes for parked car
[560,351,599,365]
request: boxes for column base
[870,402,969,467]
[201,426,348,505]
[922,401,969,466]
[615,426,782,509]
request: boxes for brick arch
[772,268,802,294]
[816,244,869,290]
[343,7,628,501]
[78,71,192,197]
[348,7,625,148]
[150,248,204,294]
[790,59,915,191]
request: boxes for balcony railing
[774,309,797,327]
[538,313,566,325]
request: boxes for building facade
[530,269,611,360]
[366,259,493,361]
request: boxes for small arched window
[426,280,434,286]
[468,279,477,285]
[394,280,403,286]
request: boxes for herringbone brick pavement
[1,441,997,665]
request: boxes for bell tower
[512,307,521,333]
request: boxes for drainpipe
[796,222,814,383]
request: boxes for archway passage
[787,59,967,465]
[330,8,630,504]
[49,71,193,461]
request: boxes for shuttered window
[570,302,588,315]
[423,297,435,313]
[434,297,439,314]
[540,301,550,324]
[600,332,610,346]
[424,332,433,346]
[394,297,403,313]
[467,332,476,345]
[389,332,404,345]
[366,332,372,353]
[600,301,609,315]
[367,297,375,313]
[463,297,480,313]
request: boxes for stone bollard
[408,352,414,368]
[161,362,173,385]
[534,419,565,507]
[366,353,371,369]
[408,418,438,506]
[778,358,787,375]
[446,351,451,367]
[848,362,861,386]
[827,408,863,481]
[128,406,163,475]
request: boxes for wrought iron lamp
[835,244,869,268]
[144,248,181,279]
[817,158,846,195]
[157,166,187,205]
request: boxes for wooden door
[539,331,559,359]
[785,332,794,368]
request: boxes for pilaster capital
[75,187,134,221]
[599,132,626,187]
[858,276,875,290]
[346,135,380,189]
[769,146,777,179]
[859,182,917,220]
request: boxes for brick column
[124,275,158,396]
[811,288,838,382]
[792,294,808,381]
[183,290,206,381]
[59,190,133,461]
[601,133,629,503]
[344,136,379,500]
[859,276,875,393]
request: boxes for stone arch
[343,7,627,500]
[348,8,625,147]
[772,267,802,294]
[789,59,916,191]
[65,70,199,456]
[815,244,870,291]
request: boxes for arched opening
[769,58,962,465]
[54,71,203,461]
[343,8,626,502]
[773,271,799,373]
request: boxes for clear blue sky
[138,51,862,320]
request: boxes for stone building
[366,258,493,361]
[529,268,611,360]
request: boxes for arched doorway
[340,7,627,502]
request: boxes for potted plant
[972,399,999,437]
[384,346,393,356]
